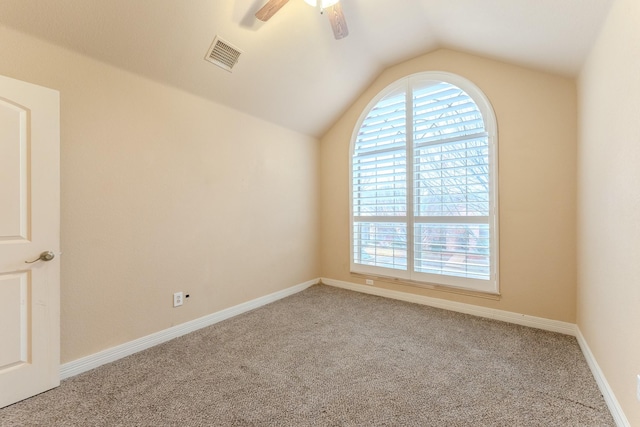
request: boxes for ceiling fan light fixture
[303,0,339,8]
[256,0,348,39]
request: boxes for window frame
[349,71,499,294]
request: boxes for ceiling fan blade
[255,0,290,22]
[327,2,349,40]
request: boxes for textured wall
[320,48,578,322]
[578,0,640,422]
[0,26,320,363]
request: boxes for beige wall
[0,25,320,363]
[320,49,578,322]
[578,0,640,422]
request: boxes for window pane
[414,223,490,280]
[352,153,406,216]
[353,89,407,217]
[413,82,485,144]
[354,221,407,270]
[414,137,489,217]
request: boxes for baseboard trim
[60,276,627,424]
[320,277,577,336]
[575,328,630,427]
[60,278,319,380]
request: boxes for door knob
[25,251,55,264]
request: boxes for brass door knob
[25,251,55,264]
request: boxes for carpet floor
[0,284,614,426]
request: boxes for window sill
[350,272,501,301]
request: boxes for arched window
[350,72,499,293]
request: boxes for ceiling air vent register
[205,36,242,72]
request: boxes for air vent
[205,36,242,72]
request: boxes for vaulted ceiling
[0,0,614,137]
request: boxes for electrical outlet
[365,279,374,285]
[636,374,640,402]
[173,292,183,307]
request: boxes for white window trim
[349,71,500,294]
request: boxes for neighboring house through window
[350,71,499,294]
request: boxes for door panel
[0,272,29,369]
[0,98,29,240]
[0,74,60,408]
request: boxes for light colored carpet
[0,284,614,426]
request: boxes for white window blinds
[351,74,498,293]
[353,88,408,271]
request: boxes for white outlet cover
[637,374,640,402]
[173,292,183,307]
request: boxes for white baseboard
[60,278,319,380]
[576,328,630,427]
[321,277,577,335]
[60,276,628,426]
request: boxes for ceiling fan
[255,0,349,40]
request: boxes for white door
[0,75,60,408]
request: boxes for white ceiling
[0,0,614,137]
